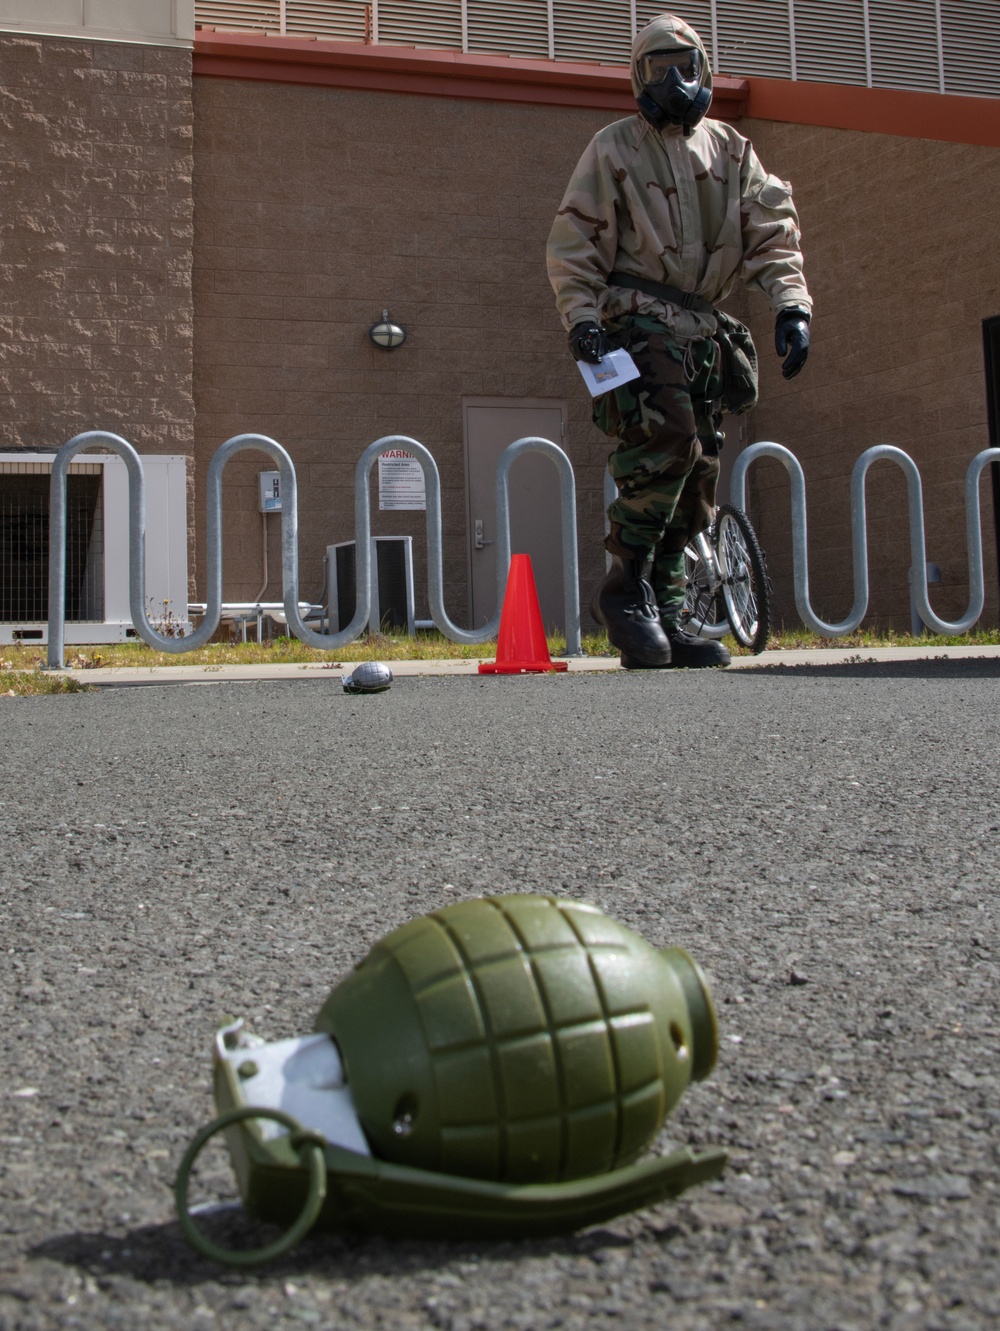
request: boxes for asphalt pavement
[2,659,999,1330]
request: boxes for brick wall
[193,78,613,617]
[2,36,993,635]
[0,35,194,458]
[192,75,1000,631]
[736,118,1000,632]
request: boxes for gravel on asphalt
[1,660,999,1330]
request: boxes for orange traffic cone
[479,554,569,675]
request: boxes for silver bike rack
[46,431,581,667]
[495,436,581,653]
[730,440,1000,637]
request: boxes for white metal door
[463,398,567,631]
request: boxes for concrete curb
[43,643,1000,686]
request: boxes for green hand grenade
[177,896,726,1264]
[315,894,718,1183]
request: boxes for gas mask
[636,47,712,133]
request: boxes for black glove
[568,321,608,364]
[775,308,810,380]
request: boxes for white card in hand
[575,347,642,397]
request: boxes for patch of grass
[755,625,1000,653]
[1,668,92,697]
[3,631,509,671]
[3,623,998,676]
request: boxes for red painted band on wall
[192,31,749,118]
[745,75,1000,149]
[193,31,1000,146]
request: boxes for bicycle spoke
[682,541,723,633]
[715,505,771,653]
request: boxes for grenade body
[343,661,393,693]
[314,894,718,1185]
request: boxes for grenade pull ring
[175,1107,327,1266]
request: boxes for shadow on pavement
[734,658,1000,679]
[30,1218,643,1285]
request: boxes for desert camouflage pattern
[600,315,721,587]
[546,13,812,341]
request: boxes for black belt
[608,270,714,317]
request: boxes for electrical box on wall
[258,471,281,512]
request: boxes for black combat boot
[591,555,672,668]
[619,616,731,670]
[660,615,731,668]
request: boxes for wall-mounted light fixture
[368,309,407,350]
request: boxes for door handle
[474,519,493,550]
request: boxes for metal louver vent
[196,1,280,31]
[868,0,941,92]
[715,0,792,78]
[378,0,463,49]
[553,0,632,66]
[193,2,1000,97]
[793,0,869,86]
[942,0,1000,96]
[0,466,105,625]
[285,0,368,39]
[466,0,551,59]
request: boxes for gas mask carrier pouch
[606,271,758,414]
[712,310,758,415]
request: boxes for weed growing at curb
[1,669,92,698]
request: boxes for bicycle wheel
[715,504,771,654]
[681,541,726,636]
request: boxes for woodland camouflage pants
[594,315,723,620]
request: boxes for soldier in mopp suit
[547,12,812,668]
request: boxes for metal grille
[196,0,281,31]
[332,540,357,632]
[194,0,1000,95]
[869,0,941,92]
[792,0,870,87]
[286,0,368,39]
[378,0,464,50]
[552,0,633,67]
[0,463,104,624]
[943,0,1000,97]
[466,0,551,59]
[716,0,792,78]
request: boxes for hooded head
[631,13,713,134]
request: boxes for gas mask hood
[631,14,714,134]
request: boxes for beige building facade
[191,41,1000,632]
[0,24,194,455]
[731,116,1000,631]
[2,2,1000,636]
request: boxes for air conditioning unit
[326,536,416,636]
[0,452,188,645]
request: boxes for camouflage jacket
[546,13,812,340]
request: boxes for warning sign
[378,450,426,511]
